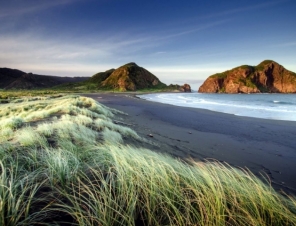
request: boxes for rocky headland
[198,60,296,93]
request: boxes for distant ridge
[198,60,296,93]
[1,63,192,92]
[0,68,90,89]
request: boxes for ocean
[138,93,296,121]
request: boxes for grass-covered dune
[0,95,296,225]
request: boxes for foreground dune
[0,95,295,225]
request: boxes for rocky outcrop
[179,83,191,92]
[169,83,192,92]
[0,68,90,89]
[198,60,296,93]
[100,62,166,91]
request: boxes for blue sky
[0,0,295,88]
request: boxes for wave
[138,93,296,121]
[272,100,295,105]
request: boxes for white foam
[138,93,296,121]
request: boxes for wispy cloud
[201,0,289,19]
[172,79,205,85]
[272,42,296,47]
[1,0,292,81]
[154,20,230,41]
[0,30,161,76]
[0,0,81,18]
[148,67,224,73]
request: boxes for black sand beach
[83,93,296,196]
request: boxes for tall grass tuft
[0,117,24,130]
[0,161,44,226]
[102,128,123,144]
[44,148,80,187]
[54,145,296,226]
[16,127,48,148]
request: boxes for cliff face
[100,62,166,91]
[198,60,296,93]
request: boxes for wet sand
[83,93,296,196]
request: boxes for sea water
[138,93,296,121]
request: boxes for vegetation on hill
[255,60,274,71]
[0,95,295,225]
[53,69,116,91]
[210,72,228,79]
[88,69,115,84]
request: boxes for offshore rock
[179,83,191,92]
[168,83,192,92]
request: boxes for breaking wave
[138,93,296,121]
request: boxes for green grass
[219,87,226,93]
[255,60,274,71]
[0,95,295,225]
[0,161,45,226]
[238,78,257,89]
[210,72,228,79]
[0,90,66,100]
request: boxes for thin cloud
[273,42,296,47]
[0,31,160,75]
[172,79,205,84]
[0,0,81,18]
[151,20,230,42]
[201,0,289,19]
[149,67,225,73]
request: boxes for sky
[0,0,296,88]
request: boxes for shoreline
[135,92,296,122]
[83,93,296,196]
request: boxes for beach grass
[0,95,295,225]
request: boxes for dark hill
[100,62,167,91]
[0,68,90,89]
[198,60,296,93]
[0,68,25,88]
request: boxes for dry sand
[83,93,296,196]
